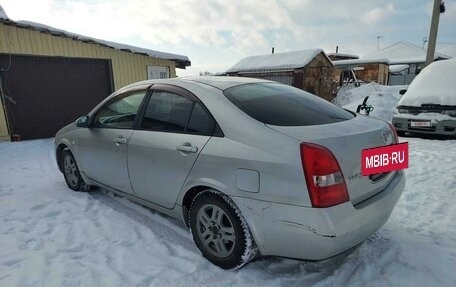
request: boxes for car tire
[397,131,406,137]
[61,149,86,191]
[189,190,258,270]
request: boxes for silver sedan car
[55,77,405,269]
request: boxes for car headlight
[397,108,408,114]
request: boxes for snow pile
[398,59,456,106]
[334,82,408,122]
[226,49,327,73]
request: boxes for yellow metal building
[0,13,190,141]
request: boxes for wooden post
[425,0,442,67]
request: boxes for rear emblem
[381,131,389,144]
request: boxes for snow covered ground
[1,84,456,286]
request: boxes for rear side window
[224,83,354,126]
[139,90,218,136]
[141,91,193,132]
[187,102,216,135]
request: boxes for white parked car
[393,59,456,137]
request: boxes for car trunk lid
[267,115,397,205]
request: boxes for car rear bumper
[393,116,456,135]
[232,170,405,260]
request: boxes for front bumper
[232,170,405,261]
[393,116,456,136]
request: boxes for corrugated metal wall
[0,23,178,140]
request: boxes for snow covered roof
[0,4,9,20]
[398,58,456,106]
[226,49,332,73]
[333,58,390,66]
[389,64,409,73]
[363,42,451,65]
[333,58,390,70]
[0,8,190,68]
[436,43,456,58]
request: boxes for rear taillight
[387,122,399,143]
[300,143,349,208]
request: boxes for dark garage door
[0,54,113,139]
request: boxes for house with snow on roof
[364,42,451,85]
[332,42,452,86]
[226,49,337,101]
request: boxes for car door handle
[176,143,198,153]
[114,137,128,145]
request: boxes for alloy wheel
[196,204,236,258]
[63,155,79,187]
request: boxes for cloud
[361,3,395,24]
[441,1,456,21]
[1,0,454,77]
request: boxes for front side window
[92,91,146,129]
[224,83,354,126]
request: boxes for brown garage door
[0,54,113,139]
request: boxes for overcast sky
[2,0,456,76]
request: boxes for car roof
[180,76,271,90]
[118,76,271,93]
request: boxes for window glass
[187,102,216,135]
[93,91,146,129]
[140,91,194,132]
[224,83,354,126]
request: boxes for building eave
[0,18,191,68]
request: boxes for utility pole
[425,0,445,67]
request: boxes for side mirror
[399,89,407,95]
[76,116,89,128]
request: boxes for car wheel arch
[180,184,238,226]
[56,143,70,173]
[181,185,214,227]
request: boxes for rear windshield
[224,83,354,126]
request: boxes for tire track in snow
[89,190,198,253]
